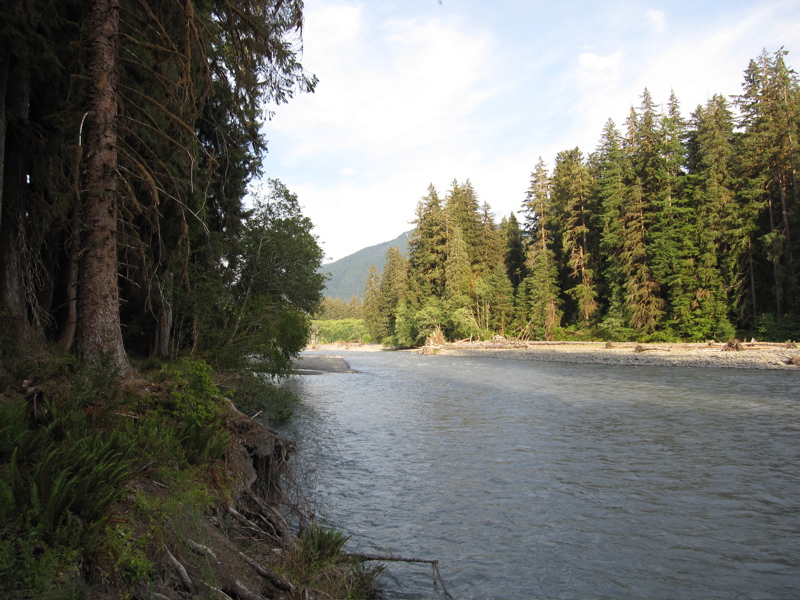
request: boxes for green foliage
[301,525,350,573]
[395,299,446,347]
[4,432,133,537]
[97,522,154,584]
[164,357,225,424]
[223,371,300,425]
[0,533,86,600]
[313,319,371,344]
[133,469,217,543]
[280,525,384,600]
[749,314,800,342]
[317,297,364,320]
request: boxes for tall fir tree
[551,147,598,325]
[500,212,526,290]
[363,264,382,341]
[406,184,447,308]
[619,93,665,334]
[518,158,561,339]
[595,119,631,333]
[736,48,800,318]
[683,94,740,339]
[377,246,408,342]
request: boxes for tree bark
[0,59,42,354]
[75,0,130,373]
[0,55,8,233]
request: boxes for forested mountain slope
[322,230,412,300]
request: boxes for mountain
[321,230,412,300]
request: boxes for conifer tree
[500,212,526,290]
[518,158,561,339]
[445,180,484,268]
[682,94,740,339]
[444,225,472,311]
[619,178,665,333]
[363,265,382,341]
[376,246,408,342]
[551,147,598,325]
[649,92,699,338]
[736,48,800,318]
[595,120,630,333]
[619,93,665,335]
[406,185,447,308]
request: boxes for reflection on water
[276,351,800,599]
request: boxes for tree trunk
[0,55,8,233]
[57,146,84,353]
[151,273,173,357]
[0,59,42,355]
[75,0,130,373]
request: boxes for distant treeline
[362,49,800,346]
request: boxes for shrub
[222,372,299,425]
[163,357,225,424]
[313,319,370,344]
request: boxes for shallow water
[277,350,800,599]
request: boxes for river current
[277,350,800,599]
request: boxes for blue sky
[259,0,800,263]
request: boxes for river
[276,350,800,599]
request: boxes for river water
[277,350,800,599]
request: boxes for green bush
[163,357,224,423]
[223,372,299,425]
[749,313,800,342]
[313,319,370,344]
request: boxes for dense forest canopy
[0,0,324,374]
[363,48,800,346]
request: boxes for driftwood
[349,553,453,599]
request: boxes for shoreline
[434,340,800,370]
[304,340,800,370]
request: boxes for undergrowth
[280,525,385,600]
[218,370,300,425]
[0,353,381,599]
[0,354,232,599]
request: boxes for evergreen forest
[0,0,325,374]
[363,49,800,346]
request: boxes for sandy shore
[299,341,800,370]
[434,340,800,370]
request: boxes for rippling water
[276,350,800,599]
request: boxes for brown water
[278,351,800,599]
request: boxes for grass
[0,352,383,599]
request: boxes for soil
[87,397,328,600]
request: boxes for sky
[258,0,800,264]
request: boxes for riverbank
[432,340,800,370]
[301,340,800,370]
[0,359,381,600]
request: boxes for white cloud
[273,9,494,165]
[646,9,667,33]
[261,0,800,263]
[578,51,622,86]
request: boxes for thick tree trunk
[0,59,42,355]
[57,146,84,353]
[0,55,8,233]
[75,0,130,373]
